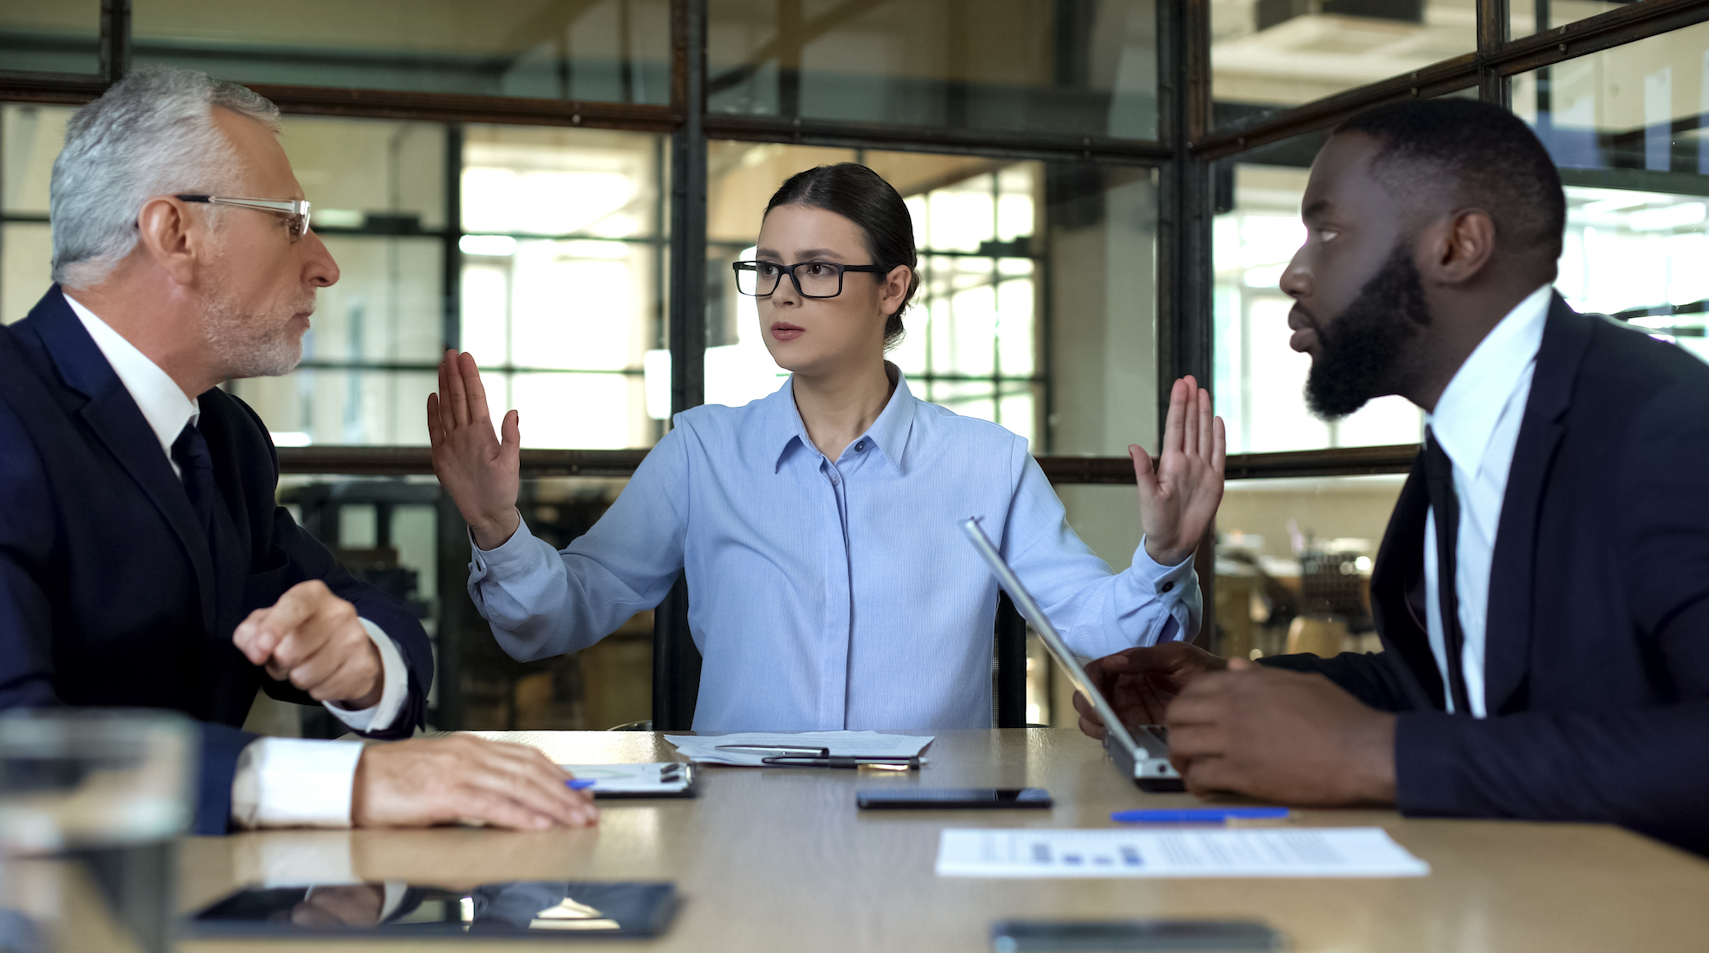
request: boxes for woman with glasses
[428,163,1224,731]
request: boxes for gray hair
[50,66,280,288]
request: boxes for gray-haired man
[0,66,596,833]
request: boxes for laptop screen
[959,517,1147,759]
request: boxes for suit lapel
[27,288,219,637]
[1483,294,1591,715]
[1370,459,1446,709]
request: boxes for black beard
[1304,241,1432,419]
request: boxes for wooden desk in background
[179,729,1709,952]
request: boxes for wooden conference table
[178,729,1709,953]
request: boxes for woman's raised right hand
[427,349,522,550]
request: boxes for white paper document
[664,731,933,766]
[935,828,1430,878]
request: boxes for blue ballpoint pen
[566,779,597,790]
[1110,807,1289,824]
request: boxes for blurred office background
[2,0,1705,732]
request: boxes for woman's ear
[879,264,911,318]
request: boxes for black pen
[716,744,831,757]
[761,755,921,770]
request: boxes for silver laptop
[960,517,1183,792]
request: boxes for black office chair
[649,574,701,731]
[647,574,1029,730]
[992,592,1028,728]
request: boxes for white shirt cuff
[231,738,364,829]
[378,880,409,922]
[323,618,408,733]
[234,830,361,886]
[1131,535,1199,597]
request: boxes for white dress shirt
[65,294,409,828]
[1422,284,1552,718]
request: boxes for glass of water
[0,710,194,953]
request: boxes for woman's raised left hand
[1131,375,1226,567]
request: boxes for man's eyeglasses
[175,194,312,243]
[733,260,889,299]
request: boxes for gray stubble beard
[197,266,311,380]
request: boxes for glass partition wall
[1202,1,1709,664]
[3,0,1705,728]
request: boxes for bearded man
[0,67,596,834]
[1077,98,1709,854]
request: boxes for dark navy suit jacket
[0,287,433,834]
[1261,294,1709,854]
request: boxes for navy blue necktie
[1422,426,1473,715]
[171,421,215,540]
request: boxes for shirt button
[855,440,866,452]
[1160,581,1174,593]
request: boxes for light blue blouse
[467,372,1200,731]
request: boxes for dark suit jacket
[1260,293,1709,854]
[0,287,433,834]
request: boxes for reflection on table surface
[179,729,1709,953]
[191,879,675,937]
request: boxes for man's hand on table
[233,580,384,710]
[1074,642,1227,739]
[351,736,599,830]
[1167,659,1397,806]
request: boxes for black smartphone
[856,787,1052,809]
[990,920,1284,952]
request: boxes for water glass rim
[0,709,194,755]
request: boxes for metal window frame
[0,0,1697,477]
[1196,0,1709,161]
[0,0,1699,502]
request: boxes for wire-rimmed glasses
[732,260,889,298]
[175,194,313,243]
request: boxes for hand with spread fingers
[1165,658,1397,806]
[428,349,523,551]
[1073,641,1227,740]
[351,735,599,830]
[1133,375,1226,567]
[232,579,383,709]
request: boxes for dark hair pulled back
[764,163,920,347]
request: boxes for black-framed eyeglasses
[732,260,889,298]
[174,194,313,243]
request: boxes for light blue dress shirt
[467,371,1201,731]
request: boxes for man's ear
[133,196,202,287]
[1419,207,1496,287]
